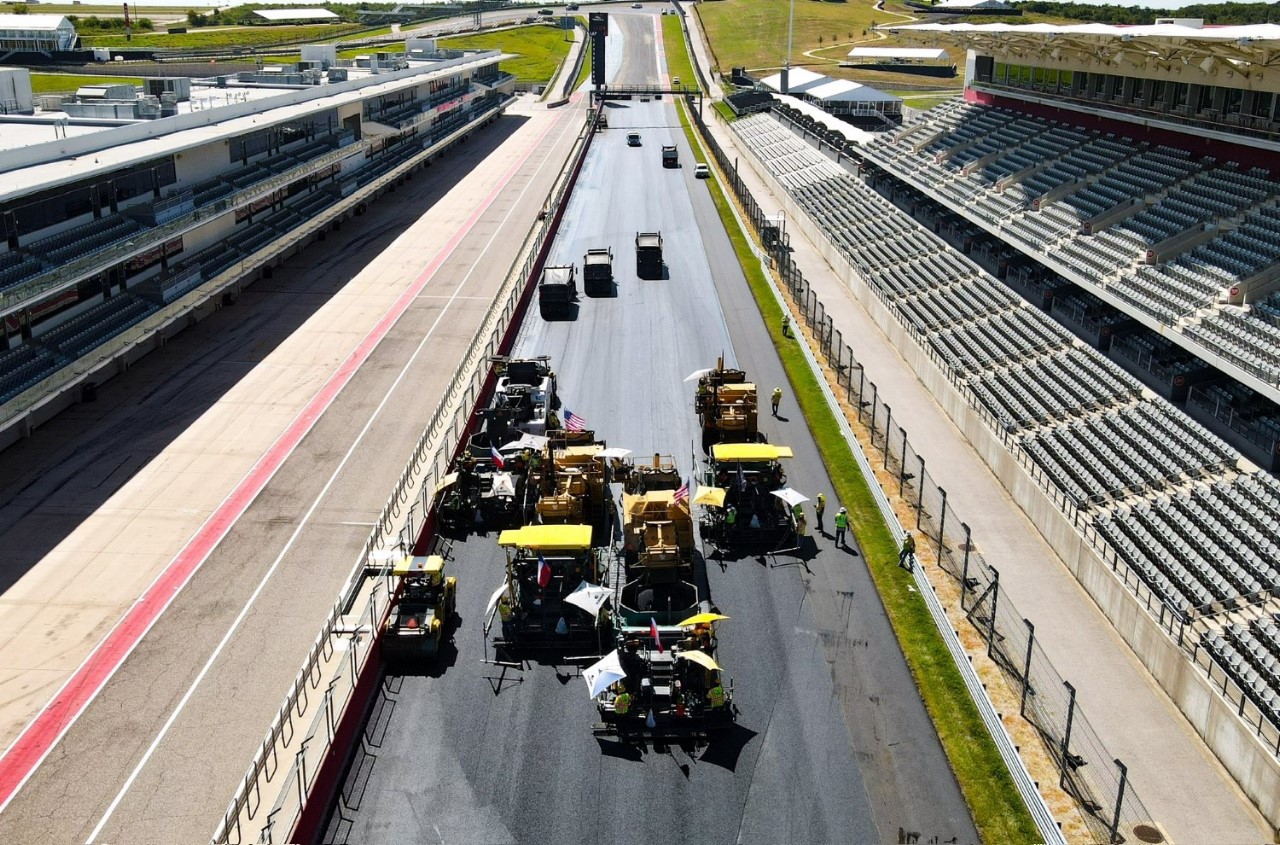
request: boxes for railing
[211,100,602,845]
[698,102,1152,844]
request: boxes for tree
[11,3,28,13]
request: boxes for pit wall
[734,133,1280,830]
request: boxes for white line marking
[84,110,579,843]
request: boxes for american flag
[563,408,587,432]
[673,478,689,504]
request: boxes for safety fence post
[936,486,947,559]
[1060,681,1078,791]
[960,521,972,608]
[985,567,999,659]
[1020,619,1035,718]
[914,455,926,528]
[882,405,892,470]
[1109,759,1128,844]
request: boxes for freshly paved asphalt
[322,13,979,845]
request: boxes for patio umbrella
[771,487,810,508]
[583,650,626,699]
[564,580,612,615]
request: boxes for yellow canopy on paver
[498,524,593,550]
[710,443,793,462]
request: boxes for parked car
[538,7,554,14]
[694,163,710,179]
[627,132,642,146]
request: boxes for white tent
[847,47,950,61]
[758,67,829,95]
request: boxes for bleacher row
[869,100,1280,383]
[1202,614,1280,733]
[0,132,349,299]
[732,110,1280,730]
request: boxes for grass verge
[30,73,144,94]
[660,13,697,88]
[711,99,736,123]
[439,24,571,83]
[669,93,1042,844]
[83,23,362,49]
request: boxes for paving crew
[614,689,632,716]
[792,501,807,537]
[723,504,737,541]
[834,507,849,549]
[781,314,792,338]
[899,532,917,571]
[771,386,783,417]
[498,595,514,638]
[814,493,826,531]
[707,682,726,709]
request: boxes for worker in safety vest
[834,507,849,549]
[707,684,726,709]
[723,505,737,542]
[771,387,783,417]
[899,532,916,571]
[814,493,826,531]
[792,501,807,537]
[498,595,514,638]
[781,314,792,338]
[614,690,632,716]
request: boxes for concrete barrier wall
[735,133,1280,829]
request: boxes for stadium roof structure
[847,47,950,61]
[0,13,72,30]
[805,79,901,104]
[252,8,339,21]
[889,21,1280,72]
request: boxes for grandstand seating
[25,215,143,268]
[864,101,1280,380]
[1202,614,1280,731]
[36,296,158,360]
[726,90,775,116]
[0,252,45,294]
[0,345,59,404]
[732,109,1280,658]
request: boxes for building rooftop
[0,13,71,30]
[252,8,339,21]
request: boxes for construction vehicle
[699,443,797,549]
[538,265,577,318]
[694,357,762,452]
[433,451,523,533]
[468,357,558,458]
[583,247,614,296]
[383,555,457,662]
[619,452,681,495]
[661,144,678,168]
[635,231,663,279]
[592,614,735,744]
[492,524,608,656]
[530,439,610,526]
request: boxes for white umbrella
[683,367,714,383]
[582,650,626,699]
[499,433,549,452]
[564,580,612,615]
[596,447,633,459]
[771,487,810,508]
[485,580,509,620]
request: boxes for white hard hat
[839,507,847,513]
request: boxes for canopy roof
[711,443,794,462]
[0,14,71,30]
[392,555,444,577]
[848,47,950,60]
[253,8,339,20]
[758,66,829,94]
[498,524,593,550]
[805,79,901,104]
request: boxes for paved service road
[323,15,979,845]
[0,99,585,843]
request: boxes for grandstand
[727,21,1280,817]
[0,52,515,428]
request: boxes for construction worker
[771,386,783,417]
[498,595,514,639]
[792,501,806,537]
[814,493,827,531]
[707,682,726,709]
[834,507,849,548]
[899,532,916,570]
[614,689,632,716]
[724,505,737,540]
[781,314,792,338]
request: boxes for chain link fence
[691,105,1156,843]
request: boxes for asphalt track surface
[0,102,583,842]
[322,14,979,845]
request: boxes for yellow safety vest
[834,512,849,530]
[615,693,632,715]
[708,686,725,708]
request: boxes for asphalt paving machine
[694,358,762,452]
[383,554,457,662]
[699,443,798,550]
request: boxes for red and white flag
[673,478,689,504]
[490,445,505,469]
[537,553,552,588]
[649,618,663,653]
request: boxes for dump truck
[491,524,607,657]
[635,231,663,279]
[383,555,457,662]
[592,615,735,745]
[583,247,614,296]
[661,144,678,168]
[539,265,577,318]
[694,357,761,451]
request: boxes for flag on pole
[491,445,505,469]
[537,552,552,588]
[673,478,689,504]
[649,618,663,653]
[563,408,587,432]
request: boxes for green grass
[30,73,143,94]
[439,24,572,83]
[82,23,362,49]
[660,14,697,89]
[712,99,736,123]
[670,94,1041,845]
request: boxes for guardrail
[695,100,1155,844]
[211,98,602,845]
